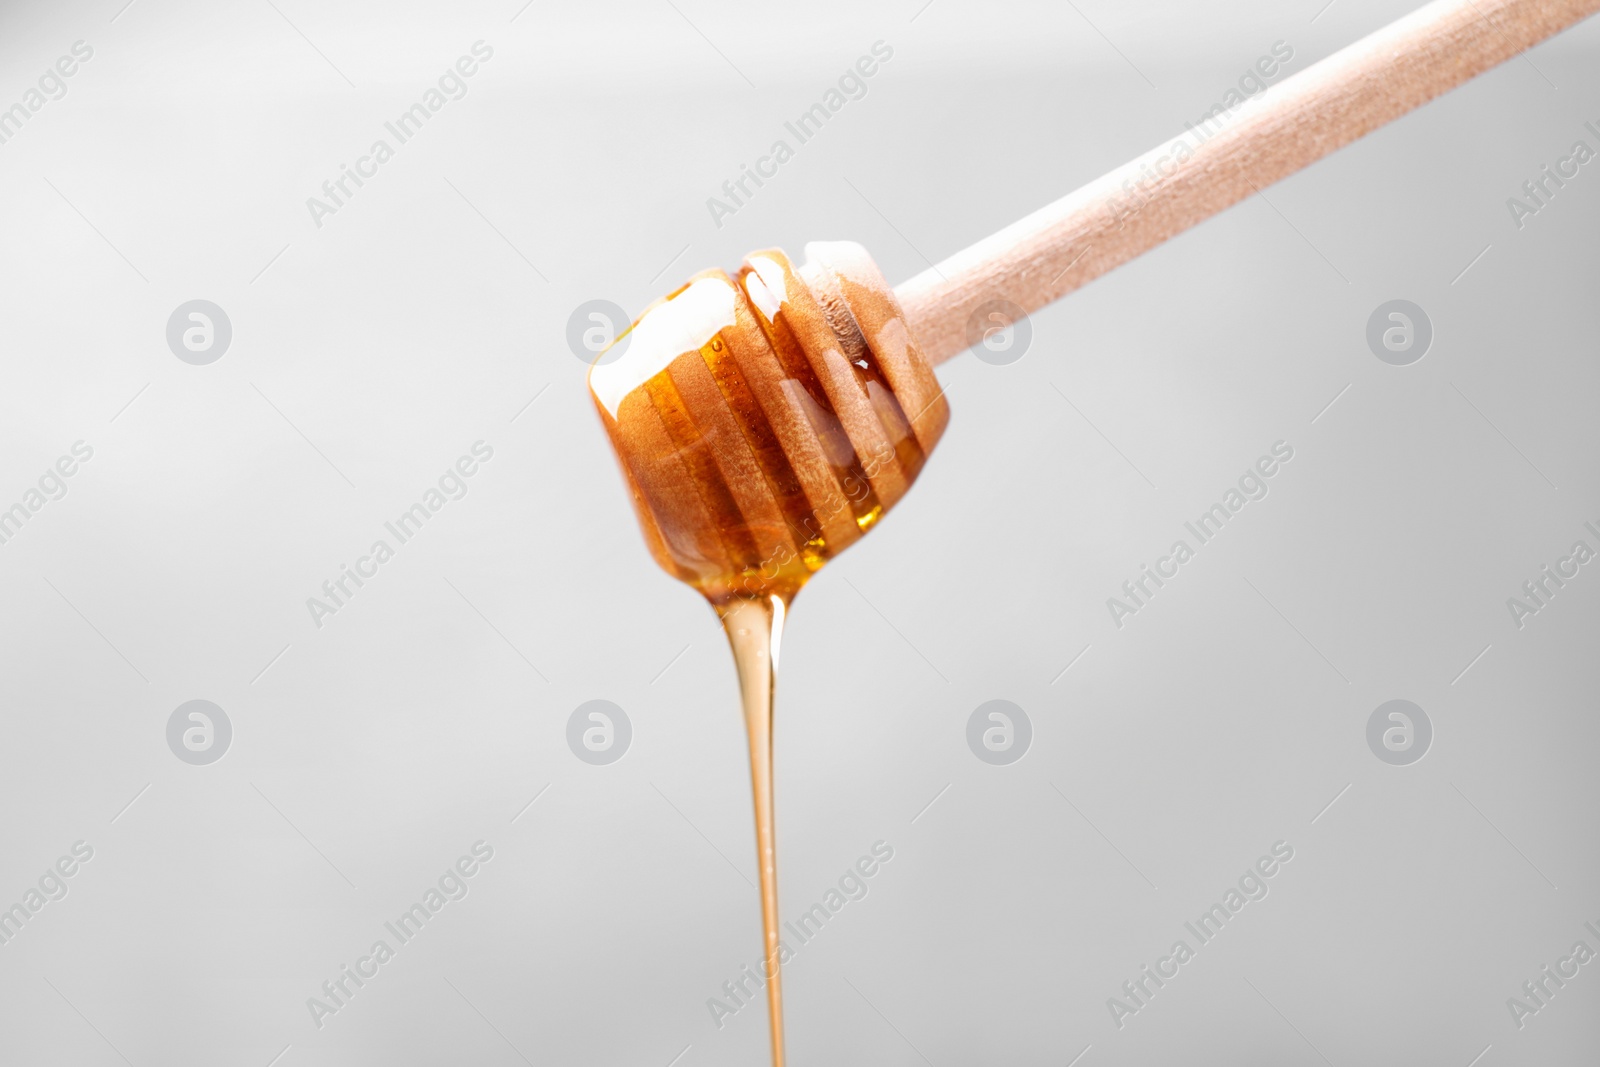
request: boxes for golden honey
[588,241,947,1066]
[589,243,947,605]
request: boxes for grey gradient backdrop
[1,0,1598,1064]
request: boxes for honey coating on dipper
[588,242,948,605]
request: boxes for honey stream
[719,594,789,1066]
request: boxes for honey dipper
[594,0,1599,605]
[585,1,1599,1063]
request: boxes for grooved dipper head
[589,241,949,605]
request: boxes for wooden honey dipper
[595,0,1600,606]
[586,1,1599,1063]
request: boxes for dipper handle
[897,0,1600,365]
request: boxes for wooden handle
[898,0,1600,365]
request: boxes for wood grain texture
[897,0,1600,365]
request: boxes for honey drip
[721,594,788,1065]
[588,242,947,1066]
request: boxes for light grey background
[1,0,1597,1064]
